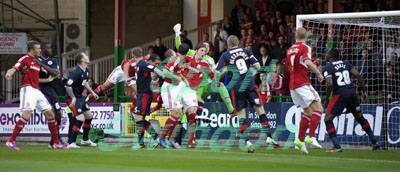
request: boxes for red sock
[308,111,322,138]
[9,117,28,142]
[298,115,310,142]
[160,115,178,140]
[168,120,180,140]
[130,94,137,113]
[188,113,196,144]
[88,85,103,100]
[47,118,60,144]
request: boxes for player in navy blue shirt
[216,35,273,152]
[37,42,66,148]
[65,52,99,148]
[323,49,379,152]
[132,54,162,149]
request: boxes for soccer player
[86,47,144,114]
[216,35,271,153]
[5,41,68,150]
[37,42,67,148]
[287,28,324,154]
[132,53,163,149]
[158,46,189,148]
[323,49,379,152]
[65,52,98,148]
[173,24,234,116]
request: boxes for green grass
[1,146,399,172]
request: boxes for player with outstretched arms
[323,49,380,152]
[173,23,234,118]
[216,35,272,153]
[287,28,324,154]
[65,52,98,148]
[5,41,68,150]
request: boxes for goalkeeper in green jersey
[173,23,234,115]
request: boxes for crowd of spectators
[148,0,400,104]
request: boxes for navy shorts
[41,87,61,110]
[326,91,361,116]
[66,97,90,116]
[230,86,262,112]
[135,92,153,116]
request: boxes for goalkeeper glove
[173,23,181,37]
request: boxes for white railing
[1,70,21,104]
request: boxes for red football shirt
[121,59,136,77]
[12,54,41,89]
[286,42,312,90]
[163,55,185,85]
[181,56,214,89]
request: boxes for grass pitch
[0,146,399,172]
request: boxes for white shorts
[181,83,198,110]
[20,86,52,112]
[290,85,321,108]
[107,66,126,84]
[161,82,183,110]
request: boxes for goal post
[296,11,400,150]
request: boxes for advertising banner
[0,103,120,136]
[0,33,27,54]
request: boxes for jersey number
[235,58,248,74]
[335,70,351,86]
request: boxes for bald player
[286,28,324,154]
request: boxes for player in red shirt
[86,47,145,113]
[286,28,324,154]
[4,41,69,150]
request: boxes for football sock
[308,111,322,138]
[298,115,310,142]
[160,115,178,140]
[197,102,204,116]
[48,118,60,144]
[9,116,28,142]
[258,114,269,128]
[218,86,234,114]
[356,116,376,144]
[325,119,341,149]
[135,120,146,145]
[144,120,158,140]
[82,119,92,141]
[67,113,76,143]
[70,120,83,143]
[188,113,197,144]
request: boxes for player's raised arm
[174,23,196,56]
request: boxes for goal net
[297,11,400,150]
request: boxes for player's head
[227,35,239,49]
[178,43,189,56]
[295,27,307,42]
[326,49,340,62]
[27,41,41,57]
[194,43,207,60]
[131,47,143,59]
[148,54,161,67]
[165,49,176,59]
[40,42,52,57]
[199,41,210,53]
[75,52,90,65]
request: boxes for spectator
[145,46,154,58]
[272,10,285,33]
[201,33,214,56]
[355,49,374,92]
[255,0,270,13]
[316,28,327,58]
[239,28,247,47]
[389,52,400,75]
[288,24,296,45]
[181,29,193,49]
[259,24,268,47]
[272,62,290,102]
[153,36,167,60]
[213,22,229,58]
[385,66,399,103]
[270,36,288,61]
[259,73,273,103]
[241,14,253,31]
[261,1,273,32]
[252,10,266,36]
[275,25,289,43]
[231,0,248,36]
[223,16,236,36]
[258,46,272,67]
